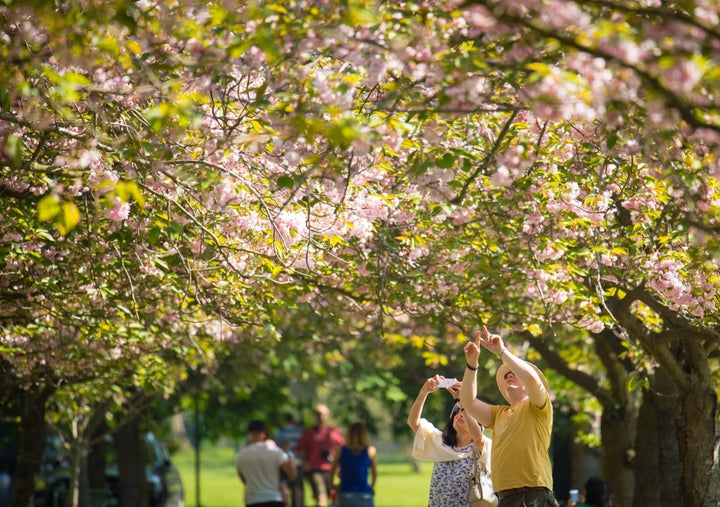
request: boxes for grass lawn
[173,442,432,507]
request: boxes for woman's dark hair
[584,477,615,507]
[441,404,462,447]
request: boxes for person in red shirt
[295,404,345,507]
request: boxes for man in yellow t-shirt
[460,326,559,507]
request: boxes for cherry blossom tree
[2,0,720,506]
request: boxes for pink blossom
[213,180,237,206]
[88,168,119,194]
[690,306,705,318]
[694,5,719,26]
[490,166,514,187]
[78,149,102,169]
[547,289,572,305]
[578,315,605,333]
[462,5,496,31]
[542,0,591,31]
[537,244,564,261]
[291,255,316,271]
[661,59,704,94]
[188,238,204,256]
[105,197,130,222]
[407,246,429,261]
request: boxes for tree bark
[706,417,720,504]
[594,330,637,507]
[528,329,639,506]
[12,386,52,507]
[676,375,717,506]
[607,288,720,505]
[88,420,109,503]
[633,368,679,507]
[598,401,636,507]
[114,417,148,507]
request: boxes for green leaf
[144,104,170,133]
[95,35,121,57]
[325,116,361,149]
[277,175,295,189]
[607,131,618,149]
[60,202,81,233]
[437,152,456,169]
[147,226,162,245]
[166,222,184,239]
[627,371,649,392]
[4,133,24,168]
[38,195,61,222]
[116,181,146,207]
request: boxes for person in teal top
[567,477,615,507]
[329,422,377,507]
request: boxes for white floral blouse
[412,418,492,507]
[427,442,475,507]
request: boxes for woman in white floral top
[407,376,493,507]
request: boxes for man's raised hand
[477,325,503,356]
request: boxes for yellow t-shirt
[488,394,553,492]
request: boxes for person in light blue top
[330,422,377,507]
[276,414,305,507]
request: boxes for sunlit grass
[173,441,433,507]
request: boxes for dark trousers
[288,466,305,507]
[498,488,558,507]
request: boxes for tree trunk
[114,418,148,507]
[88,421,109,505]
[12,386,52,507]
[65,441,88,507]
[170,412,191,449]
[526,329,638,504]
[676,380,717,506]
[633,369,679,507]
[594,329,636,507]
[599,405,636,507]
[706,417,720,503]
[77,444,94,507]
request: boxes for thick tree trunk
[599,405,636,507]
[12,386,52,507]
[676,381,718,506]
[594,329,636,507]
[114,418,148,507]
[706,420,720,503]
[633,369,679,507]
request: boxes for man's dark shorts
[498,487,559,507]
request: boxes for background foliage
[2,0,720,506]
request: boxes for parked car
[36,432,184,507]
[0,472,12,507]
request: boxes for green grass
[173,442,432,507]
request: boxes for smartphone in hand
[569,489,579,502]
[437,378,457,388]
